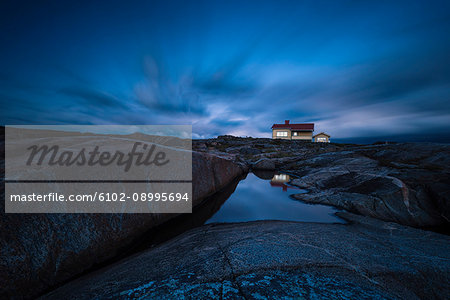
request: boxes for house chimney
[285,120,290,125]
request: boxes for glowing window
[276,131,288,137]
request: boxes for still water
[206,172,344,224]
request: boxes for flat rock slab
[43,213,450,299]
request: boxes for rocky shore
[2,135,450,299]
[194,136,450,230]
[43,213,450,299]
[0,149,246,299]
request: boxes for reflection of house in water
[272,174,290,182]
[270,173,294,192]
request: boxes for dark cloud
[193,43,259,95]
[58,87,127,109]
[1,1,450,142]
[346,49,450,106]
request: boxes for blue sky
[1,0,450,141]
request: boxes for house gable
[313,132,331,142]
[313,132,330,138]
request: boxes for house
[271,120,314,141]
[313,132,331,143]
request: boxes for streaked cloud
[1,0,449,142]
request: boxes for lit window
[317,137,327,142]
[293,132,298,136]
[276,131,288,137]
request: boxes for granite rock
[43,213,450,299]
[0,151,245,299]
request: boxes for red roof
[271,120,314,131]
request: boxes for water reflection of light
[206,173,344,224]
[272,174,290,182]
[270,173,294,192]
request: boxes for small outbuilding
[313,132,330,143]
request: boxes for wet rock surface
[194,137,450,229]
[43,213,450,299]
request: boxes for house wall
[272,129,291,139]
[314,134,330,142]
[291,131,313,141]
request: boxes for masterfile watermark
[26,142,170,172]
[5,125,192,213]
